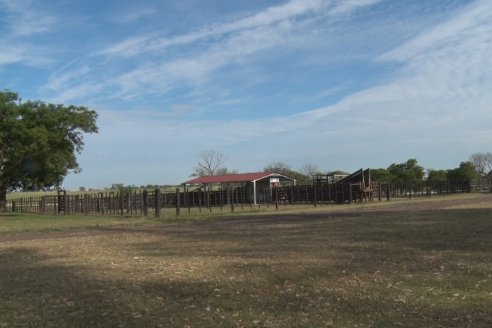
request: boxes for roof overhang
[183,172,296,185]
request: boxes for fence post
[230,188,235,213]
[349,184,353,204]
[176,188,181,216]
[119,192,124,216]
[126,192,131,215]
[275,187,279,210]
[155,188,161,218]
[142,190,148,216]
[386,184,390,201]
[313,184,317,207]
[198,189,202,213]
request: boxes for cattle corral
[6,169,491,217]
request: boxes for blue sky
[1,0,491,189]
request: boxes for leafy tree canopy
[0,90,98,208]
[447,161,478,181]
[387,159,425,184]
[427,169,449,182]
[370,168,394,182]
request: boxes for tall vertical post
[176,188,181,216]
[275,187,279,210]
[155,188,161,218]
[349,184,353,204]
[253,181,257,205]
[126,192,131,215]
[120,192,124,216]
[313,184,317,207]
[142,190,148,217]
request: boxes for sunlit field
[1,194,491,327]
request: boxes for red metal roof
[183,172,288,185]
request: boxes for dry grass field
[1,194,492,327]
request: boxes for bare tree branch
[191,150,228,177]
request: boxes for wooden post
[386,184,390,201]
[378,182,382,202]
[155,188,161,218]
[265,189,268,208]
[230,189,234,213]
[198,189,202,213]
[275,187,279,210]
[142,190,148,217]
[187,188,191,214]
[290,185,294,206]
[120,192,124,216]
[126,192,131,215]
[313,184,317,207]
[239,188,243,210]
[176,188,181,216]
[349,184,353,204]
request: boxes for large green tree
[370,168,395,182]
[447,162,478,181]
[0,91,98,209]
[387,159,425,184]
[426,169,449,183]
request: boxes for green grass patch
[0,213,160,235]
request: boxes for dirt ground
[1,193,491,327]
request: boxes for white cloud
[112,7,156,23]
[44,65,91,91]
[99,0,328,57]
[0,0,57,36]
[51,82,104,104]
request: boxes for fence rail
[6,178,491,217]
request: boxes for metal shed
[183,172,296,205]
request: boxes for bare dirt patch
[1,194,491,327]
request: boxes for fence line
[6,178,491,217]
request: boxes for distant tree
[0,90,98,210]
[387,159,425,184]
[447,162,478,181]
[264,161,291,174]
[299,163,321,177]
[427,169,449,183]
[370,168,394,182]
[469,152,492,176]
[191,150,234,177]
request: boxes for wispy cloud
[0,0,57,36]
[112,7,156,23]
[99,0,328,57]
[51,0,383,105]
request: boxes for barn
[183,172,296,205]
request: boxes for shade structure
[183,172,296,205]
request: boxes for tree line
[191,150,492,186]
